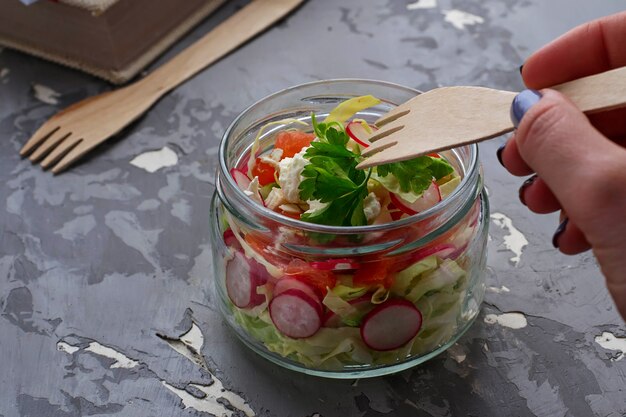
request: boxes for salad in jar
[215,94,484,372]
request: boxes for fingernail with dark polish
[496,143,506,166]
[518,175,537,206]
[510,89,542,127]
[552,218,569,248]
[519,64,524,75]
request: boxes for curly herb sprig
[299,114,371,227]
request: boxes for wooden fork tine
[29,131,71,162]
[357,143,407,169]
[375,105,411,127]
[19,125,60,157]
[41,137,82,169]
[363,123,405,148]
[50,140,93,174]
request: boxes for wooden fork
[356,66,626,169]
[20,0,304,174]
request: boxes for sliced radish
[231,167,264,206]
[269,289,322,338]
[230,168,251,190]
[386,201,405,221]
[346,121,375,148]
[390,181,442,216]
[323,294,375,328]
[225,252,270,308]
[360,299,422,351]
[310,258,360,272]
[273,277,321,302]
[223,229,242,251]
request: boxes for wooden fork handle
[140,0,304,96]
[552,66,626,113]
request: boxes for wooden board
[0,0,227,84]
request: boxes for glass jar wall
[209,80,488,378]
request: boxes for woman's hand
[498,12,626,320]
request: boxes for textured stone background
[1,0,625,416]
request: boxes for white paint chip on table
[447,343,467,363]
[84,341,139,369]
[594,332,626,361]
[57,341,80,354]
[161,322,255,417]
[484,312,528,329]
[407,0,437,10]
[487,285,511,294]
[442,9,484,30]
[162,382,255,417]
[490,212,528,266]
[32,83,61,105]
[130,146,178,173]
[180,322,204,351]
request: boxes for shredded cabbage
[331,284,368,300]
[370,169,423,203]
[406,259,466,303]
[324,95,381,124]
[390,255,438,296]
[323,290,358,317]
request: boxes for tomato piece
[275,131,315,158]
[251,158,276,186]
[284,259,337,296]
[353,258,395,288]
[244,233,288,267]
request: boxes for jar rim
[218,78,478,234]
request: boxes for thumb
[512,88,626,317]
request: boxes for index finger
[522,11,626,89]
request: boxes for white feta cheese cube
[363,192,381,223]
[278,148,310,203]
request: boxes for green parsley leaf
[298,115,371,227]
[376,156,453,195]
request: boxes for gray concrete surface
[1,0,625,416]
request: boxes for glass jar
[209,79,488,378]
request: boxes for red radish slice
[225,252,269,308]
[346,121,375,148]
[386,202,404,221]
[230,168,251,190]
[360,299,422,351]
[269,289,322,338]
[390,181,442,216]
[310,258,360,272]
[223,229,242,251]
[273,277,321,302]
